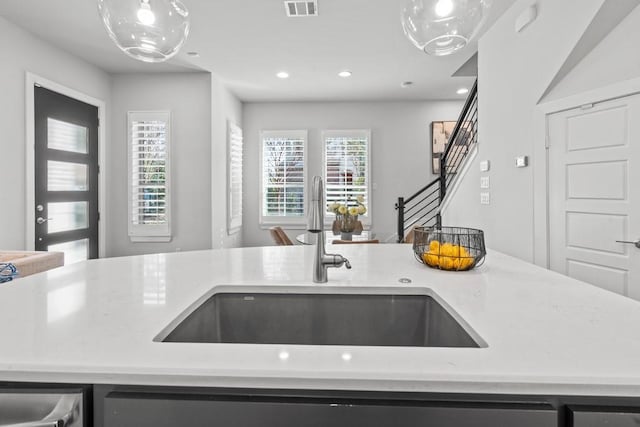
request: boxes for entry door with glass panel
[34,86,99,264]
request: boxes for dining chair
[404,224,420,244]
[332,239,379,244]
[269,226,294,246]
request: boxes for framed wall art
[431,120,475,175]
[431,121,456,175]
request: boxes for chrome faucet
[308,176,351,283]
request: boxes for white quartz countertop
[1,244,640,396]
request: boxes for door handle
[616,239,640,249]
[36,217,53,225]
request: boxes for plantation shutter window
[128,111,172,242]
[227,121,243,235]
[323,129,371,225]
[260,130,307,226]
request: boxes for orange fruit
[440,243,454,257]
[439,256,454,270]
[423,252,439,267]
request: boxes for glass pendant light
[401,0,491,56]
[98,0,190,63]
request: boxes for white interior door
[548,93,640,299]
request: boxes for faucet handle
[332,254,351,269]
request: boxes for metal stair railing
[395,80,478,242]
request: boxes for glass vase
[336,214,358,233]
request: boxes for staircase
[395,80,478,242]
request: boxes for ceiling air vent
[284,1,318,17]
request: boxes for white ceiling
[0,0,514,102]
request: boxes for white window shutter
[128,111,172,242]
[227,121,243,235]
[323,129,371,225]
[260,130,307,227]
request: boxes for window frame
[259,129,308,228]
[322,129,372,227]
[127,110,172,242]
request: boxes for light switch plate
[480,176,490,189]
[515,156,529,168]
[480,192,490,205]
[480,160,490,172]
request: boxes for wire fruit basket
[413,226,486,271]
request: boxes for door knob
[36,217,52,225]
[616,239,640,249]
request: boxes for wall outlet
[480,176,490,189]
[480,160,490,172]
[480,192,490,205]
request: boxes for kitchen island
[1,244,640,425]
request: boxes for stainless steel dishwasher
[0,390,83,426]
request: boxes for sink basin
[156,287,483,347]
[0,392,82,426]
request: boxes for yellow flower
[327,203,340,213]
[356,195,365,203]
[357,205,366,215]
[348,207,359,216]
[338,205,347,215]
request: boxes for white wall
[0,16,111,251]
[443,0,606,262]
[108,73,213,256]
[211,75,243,249]
[544,4,640,102]
[242,101,463,247]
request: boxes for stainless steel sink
[156,287,483,348]
[0,392,83,426]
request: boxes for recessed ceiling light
[186,51,199,57]
[457,87,469,95]
[276,71,290,79]
[401,81,414,88]
[338,70,352,78]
